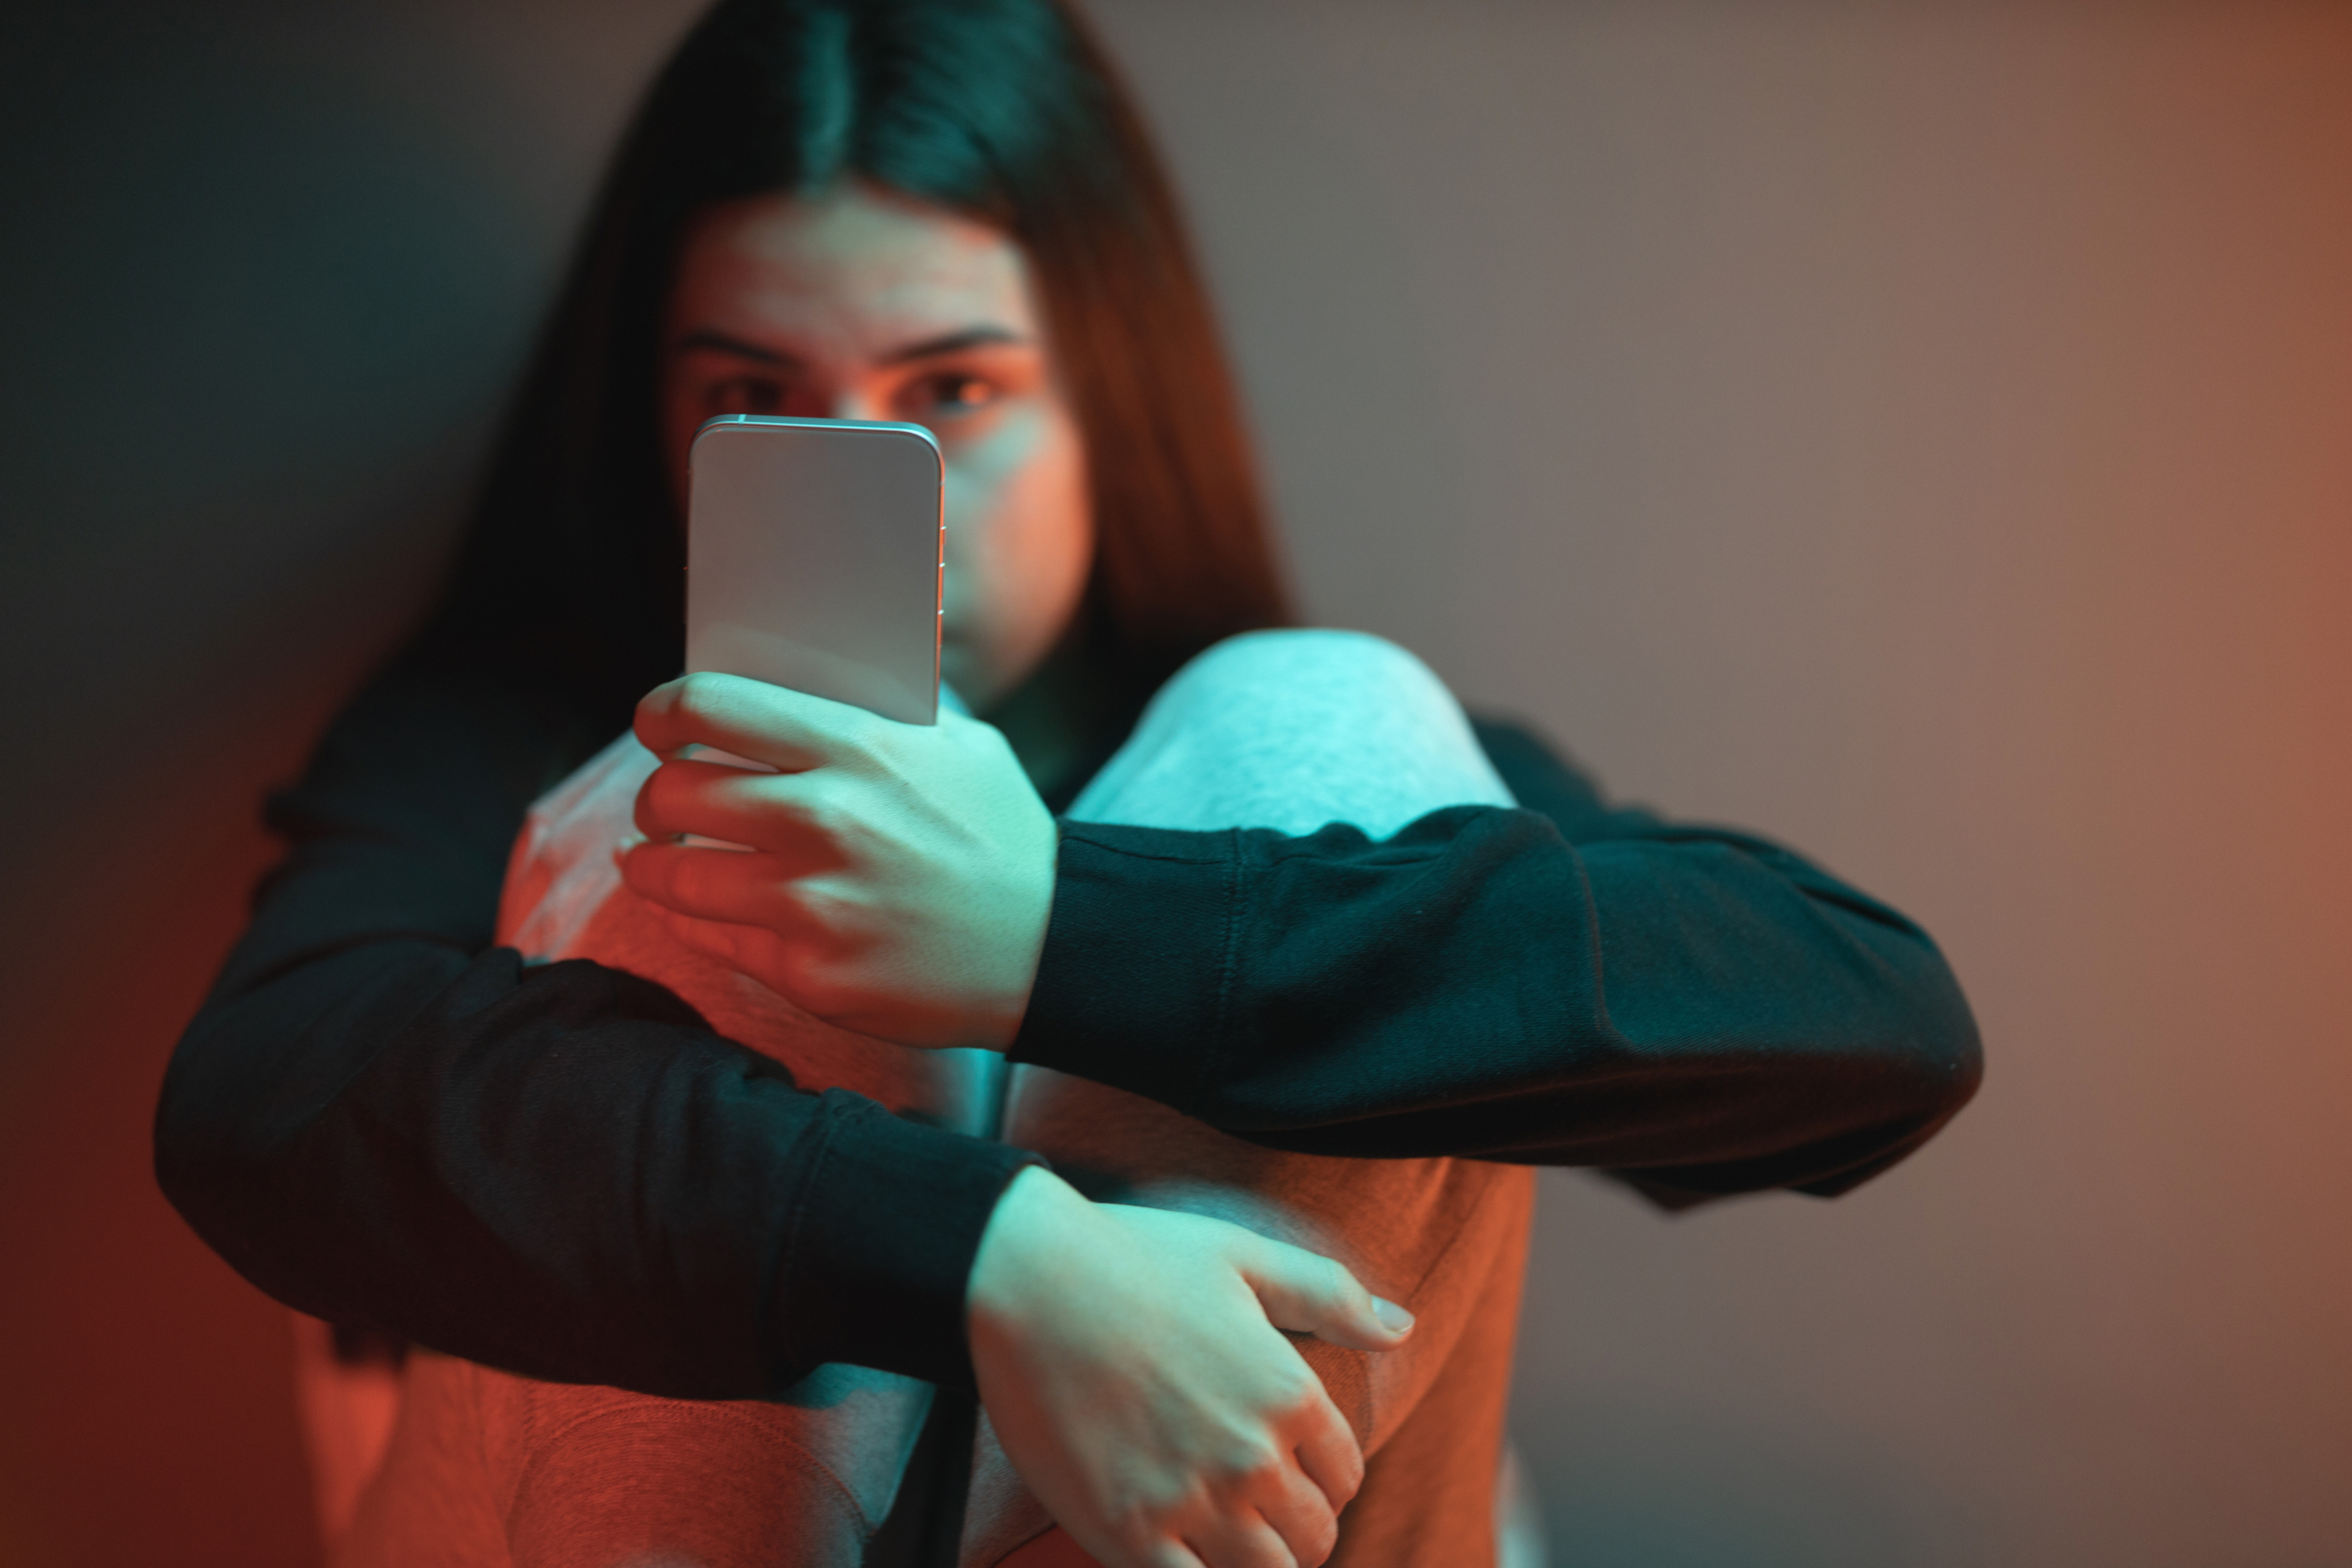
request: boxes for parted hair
[421,0,1293,709]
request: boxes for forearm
[1017,647,1978,1195]
[1012,805,1979,1193]
[159,934,1032,1395]
[161,652,1037,1396]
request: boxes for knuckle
[792,776,842,829]
[1269,1362,1320,1409]
[632,679,674,728]
[628,787,662,839]
[788,881,837,924]
[672,670,735,729]
[1217,1437,1286,1487]
[1102,1497,1179,1559]
[637,764,686,818]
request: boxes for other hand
[620,671,1058,1048]
[968,1167,1415,1568]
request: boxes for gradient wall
[1,3,2345,1563]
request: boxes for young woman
[156,0,1981,1562]
[332,184,1530,1568]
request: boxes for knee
[1159,629,1449,711]
[1074,628,1511,831]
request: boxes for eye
[704,376,784,416]
[905,371,1000,419]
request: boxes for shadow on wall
[0,0,545,862]
[1513,1386,1975,1568]
[1499,1170,1983,1568]
[0,4,639,1562]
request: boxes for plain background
[1,2,2347,1563]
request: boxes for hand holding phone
[623,671,1056,1050]
[644,418,1050,1048]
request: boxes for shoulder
[279,646,637,834]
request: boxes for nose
[826,390,887,424]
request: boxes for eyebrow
[672,325,1026,367]
[673,329,796,366]
[880,326,1025,363]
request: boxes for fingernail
[1372,1297,1415,1334]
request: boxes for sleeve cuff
[776,1091,1042,1391]
[1007,823,1241,1114]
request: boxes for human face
[661,185,1094,714]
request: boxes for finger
[1139,1544,1211,1568]
[1235,1241,1412,1352]
[635,671,879,771]
[1253,1464,1343,1567]
[1291,1398,1366,1513]
[619,838,807,931]
[1180,1513,1298,1568]
[632,759,843,861]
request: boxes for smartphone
[685,414,945,725]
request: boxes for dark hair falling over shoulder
[415,0,1293,718]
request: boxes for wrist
[966,1164,1089,1331]
[963,815,1058,1051]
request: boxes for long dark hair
[420,0,1292,718]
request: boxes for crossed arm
[158,654,1979,1400]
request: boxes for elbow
[1789,948,1982,1199]
[1607,928,1983,1209]
[1882,935,1984,1128]
[1927,998,1984,1125]
[152,1024,234,1235]
[151,1013,331,1323]
[150,1010,279,1257]
[1811,890,1984,1132]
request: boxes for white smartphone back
[685,415,944,726]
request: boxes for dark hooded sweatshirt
[156,655,1979,1398]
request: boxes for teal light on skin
[658,184,1096,740]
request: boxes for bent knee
[1163,628,1443,705]
[1152,629,1477,754]
[1072,629,1511,834]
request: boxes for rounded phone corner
[689,414,944,478]
[688,412,754,452]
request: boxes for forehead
[668,185,1037,349]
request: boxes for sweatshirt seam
[1058,832,1228,867]
[513,1399,873,1532]
[1208,829,1245,1101]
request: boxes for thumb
[1236,1239,1415,1352]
